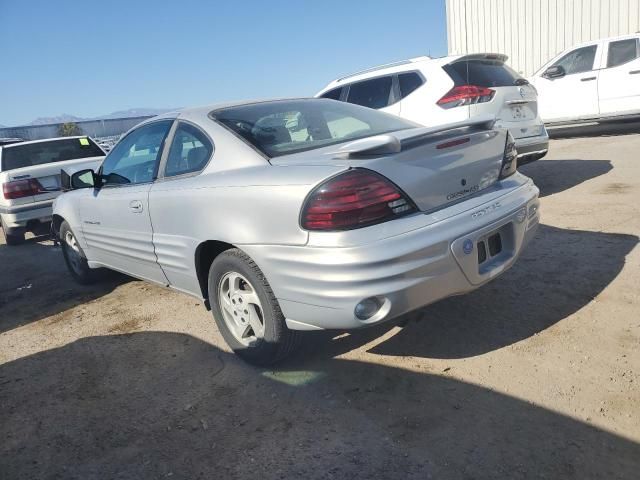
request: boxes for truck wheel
[208,248,300,366]
[1,218,24,246]
[60,220,99,285]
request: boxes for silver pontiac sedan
[52,98,540,365]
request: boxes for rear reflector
[436,137,471,149]
[2,178,44,199]
[500,132,518,179]
[437,85,495,109]
[301,169,416,231]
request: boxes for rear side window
[165,123,213,177]
[398,72,424,99]
[1,137,104,171]
[211,99,414,158]
[346,76,393,109]
[551,45,597,75]
[607,38,640,67]
[443,60,522,87]
[320,87,343,100]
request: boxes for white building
[446,0,640,76]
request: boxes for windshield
[210,99,417,158]
[1,137,104,171]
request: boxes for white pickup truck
[0,136,105,245]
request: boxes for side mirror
[543,65,565,79]
[69,169,100,190]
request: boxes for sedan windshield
[210,99,417,158]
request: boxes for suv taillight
[301,169,416,231]
[437,85,495,109]
[500,132,518,179]
[2,178,44,199]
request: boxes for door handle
[581,76,597,82]
[629,70,640,75]
[129,200,143,213]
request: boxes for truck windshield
[1,137,104,171]
[210,99,416,158]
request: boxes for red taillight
[2,178,44,199]
[301,169,416,231]
[437,85,495,109]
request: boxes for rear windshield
[210,99,416,158]
[1,137,104,171]
[443,60,522,87]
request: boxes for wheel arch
[51,214,65,238]
[194,240,237,309]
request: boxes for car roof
[570,32,640,48]
[315,53,507,94]
[135,98,322,126]
[0,136,95,149]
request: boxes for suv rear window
[443,60,522,87]
[211,99,415,158]
[346,76,393,109]
[1,137,104,171]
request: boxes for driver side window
[553,45,597,75]
[101,120,173,185]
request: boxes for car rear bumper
[514,131,549,163]
[242,177,540,331]
[0,200,54,230]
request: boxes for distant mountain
[95,108,176,120]
[23,108,176,127]
[29,114,84,126]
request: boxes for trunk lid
[1,137,104,204]
[272,118,507,213]
[4,156,103,202]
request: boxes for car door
[148,121,214,296]
[78,119,174,284]
[344,75,401,115]
[598,37,640,116]
[533,43,601,122]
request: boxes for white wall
[446,0,640,76]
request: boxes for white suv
[530,33,640,124]
[316,54,549,164]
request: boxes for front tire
[208,248,300,366]
[60,220,99,285]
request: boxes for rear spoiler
[334,115,497,158]
[450,53,508,64]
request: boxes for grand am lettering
[446,184,479,201]
[471,202,502,219]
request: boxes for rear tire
[208,248,300,366]
[60,220,99,285]
[0,218,24,246]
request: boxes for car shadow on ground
[548,120,640,139]
[519,158,612,197]
[295,224,637,361]
[1,332,638,479]
[0,237,129,334]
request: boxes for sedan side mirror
[69,169,100,190]
[543,65,565,79]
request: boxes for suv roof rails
[336,56,431,83]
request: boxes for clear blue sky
[0,0,447,126]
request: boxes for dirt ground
[1,130,639,479]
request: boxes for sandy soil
[1,132,639,479]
